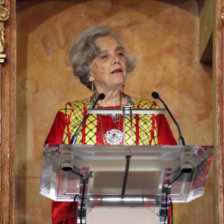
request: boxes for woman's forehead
[95,35,123,51]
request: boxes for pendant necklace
[98,93,124,145]
[98,113,124,145]
[110,93,122,123]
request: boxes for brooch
[105,129,124,145]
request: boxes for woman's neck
[96,90,121,107]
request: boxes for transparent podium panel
[40,144,213,204]
[86,206,160,224]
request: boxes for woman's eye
[118,52,124,56]
[100,54,107,59]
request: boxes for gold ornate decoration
[0,6,9,22]
[221,12,224,22]
[0,31,6,63]
[0,30,5,53]
[0,0,9,64]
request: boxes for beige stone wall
[16,0,213,223]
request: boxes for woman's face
[89,35,127,92]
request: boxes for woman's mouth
[111,68,123,74]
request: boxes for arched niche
[1,0,223,223]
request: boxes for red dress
[45,98,177,224]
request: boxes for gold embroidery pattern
[60,98,159,145]
[85,114,97,145]
[125,115,136,145]
[60,99,87,144]
[60,99,98,144]
[135,98,159,145]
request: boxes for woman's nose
[112,54,120,64]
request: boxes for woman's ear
[88,74,94,82]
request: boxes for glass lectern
[40,144,213,224]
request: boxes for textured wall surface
[16,0,213,223]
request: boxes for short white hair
[70,26,135,89]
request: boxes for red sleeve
[45,111,76,223]
[52,202,77,224]
[156,114,177,145]
[45,111,67,145]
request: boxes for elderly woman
[45,26,176,224]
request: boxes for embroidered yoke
[59,98,159,145]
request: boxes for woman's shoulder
[131,96,159,109]
[59,98,90,115]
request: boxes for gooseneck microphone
[70,93,105,144]
[92,93,105,108]
[152,91,185,146]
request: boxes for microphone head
[98,93,105,100]
[152,91,159,99]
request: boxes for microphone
[152,91,185,146]
[70,93,105,144]
[92,93,105,108]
